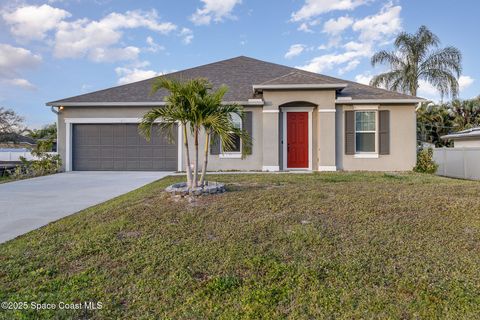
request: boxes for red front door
[287,112,308,168]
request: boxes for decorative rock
[165,181,226,198]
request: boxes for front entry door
[287,112,309,168]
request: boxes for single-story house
[47,56,424,172]
[441,127,480,147]
[0,133,37,149]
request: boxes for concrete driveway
[0,171,171,243]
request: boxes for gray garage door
[72,124,177,171]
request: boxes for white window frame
[354,110,379,158]
[219,113,242,159]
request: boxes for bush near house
[414,148,438,174]
[10,140,61,180]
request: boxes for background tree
[417,97,480,147]
[27,123,57,140]
[370,26,462,98]
[0,107,25,135]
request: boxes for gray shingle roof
[47,56,423,105]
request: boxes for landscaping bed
[0,172,479,319]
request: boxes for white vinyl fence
[433,148,480,180]
[0,150,57,162]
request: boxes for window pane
[356,132,375,152]
[224,134,241,152]
[231,113,241,129]
[356,111,375,131]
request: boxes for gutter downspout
[50,106,59,153]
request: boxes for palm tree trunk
[199,130,210,187]
[193,125,199,188]
[183,124,193,189]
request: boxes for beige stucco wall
[186,106,264,171]
[453,139,480,148]
[57,105,264,172]
[56,95,417,172]
[262,89,336,170]
[337,104,417,171]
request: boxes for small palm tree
[139,77,203,188]
[196,86,251,186]
[370,25,462,98]
[139,77,250,190]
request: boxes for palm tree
[449,98,480,130]
[139,77,251,190]
[370,25,462,98]
[139,78,203,188]
[196,85,251,186]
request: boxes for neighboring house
[0,133,36,149]
[441,127,480,147]
[46,56,424,172]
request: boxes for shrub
[11,143,62,180]
[414,148,438,174]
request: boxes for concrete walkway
[0,171,171,243]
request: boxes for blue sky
[0,0,478,127]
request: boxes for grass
[1,172,479,319]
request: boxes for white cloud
[459,75,474,91]
[323,16,353,36]
[180,28,194,44]
[115,67,161,85]
[54,10,177,62]
[296,4,402,75]
[146,36,165,52]
[190,0,242,25]
[285,44,306,59]
[291,0,368,22]
[297,19,321,33]
[354,73,373,85]
[297,42,372,73]
[2,4,71,41]
[0,44,41,89]
[4,78,36,90]
[352,4,402,42]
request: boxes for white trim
[318,166,337,171]
[219,153,242,159]
[254,83,347,90]
[63,117,183,172]
[318,109,336,113]
[354,110,378,154]
[262,165,280,172]
[48,100,264,107]
[282,108,313,171]
[65,118,143,124]
[281,106,315,112]
[354,153,379,159]
[262,110,279,113]
[65,122,72,171]
[354,105,379,110]
[336,98,425,104]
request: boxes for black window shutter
[379,110,390,155]
[243,111,253,155]
[345,111,355,155]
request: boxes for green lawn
[1,172,479,319]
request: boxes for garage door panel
[73,124,177,171]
